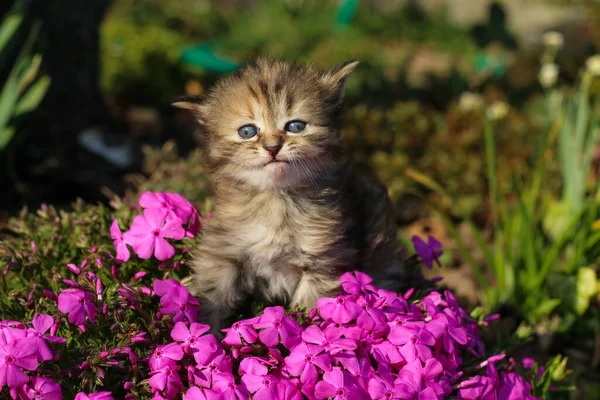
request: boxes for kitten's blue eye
[238,124,258,139]
[285,120,306,133]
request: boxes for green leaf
[0,13,23,54]
[0,126,15,149]
[575,267,598,315]
[13,75,50,117]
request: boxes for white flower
[586,54,600,77]
[539,63,559,88]
[486,101,510,121]
[543,31,564,48]
[458,92,483,113]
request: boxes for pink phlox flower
[422,292,445,317]
[356,293,387,331]
[319,320,362,340]
[337,354,374,393]
[273,379,303,400]
[23,376,62,400]
[241,371,279,400]
[426,309,468,353]
[148,364,183,398]
[0,320,26,345]
[371,341,405,369]
[317,295,362,324]
[222,317,259,346]
[254,306,302,349]
[388,323,435,363]
[340,271,376,295]
[27,314,66,361]
[457,375,497,400]
[443,290,469,319]
[398,359,444,397]
[139,191,201,238]
[213,377,250,400]
[498,372,536,400]
[110,219,130,263]
[74,392,114,400]
[302,325,357,355]
[0,337,38,389]
[412,235,443,269]
[159,285,200,323]
[57,289,96,325]
[123,208,185,261]
[284,342,331,385]
[183,386,221,400]
[193,350,233,387]
[375,290,409,319]
[149,343,184,370]
[368,375,405,400]
[314,367,362,400]
[394,372,440,400]
[171,322,218,365]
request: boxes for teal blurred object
[180,41,240,73]
[334,0,359,30]
[180,0,359,72]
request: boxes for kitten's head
[174,58,358,190]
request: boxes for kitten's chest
[231,193,340,258]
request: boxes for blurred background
[1,0,600,397]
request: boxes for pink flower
[317,295,362,324]
[159,285,200,323]
[457,375,497,400]
[139,192,201,238]
[183,386,220,400]
[285,342,332,385]
[148,365,183,398]
[314,367,362,400]
[240,358,279,400]
[149,343,184,370]
[23,377,62,400]
[368,376,404,400]
[397,359,444,397]
[222,317,259,346]
[254,306,302,348]
[340,271,376,295]
[57,289,96,325]
[74,392,114,400]
[389,323,435,362]
[27,314,66,361]
[170,322,218,365]
[498,372,535,400]
[427,309,468,353]
[0,338,38,388]
[411,235,443,269]
[193,350,233,387]
[302,325,357,355]
[0,320,26,344]
[110,219,130,263]
[123,208,185,261]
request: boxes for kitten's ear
[172,95,207,122]
[321,59,359,95]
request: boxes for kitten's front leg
[189,251,242,335]
[290,271,341,312]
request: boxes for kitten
[174,58,404,329]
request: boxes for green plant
[411,62,600,332]
[0,0,50,151]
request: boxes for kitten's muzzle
[264,144,282,158]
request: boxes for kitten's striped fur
[174,58,404,329]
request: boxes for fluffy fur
[174,58,404,328]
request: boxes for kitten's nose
[264,144,282,158]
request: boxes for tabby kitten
[174,58,403,328]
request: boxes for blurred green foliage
[0,1,49,152]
